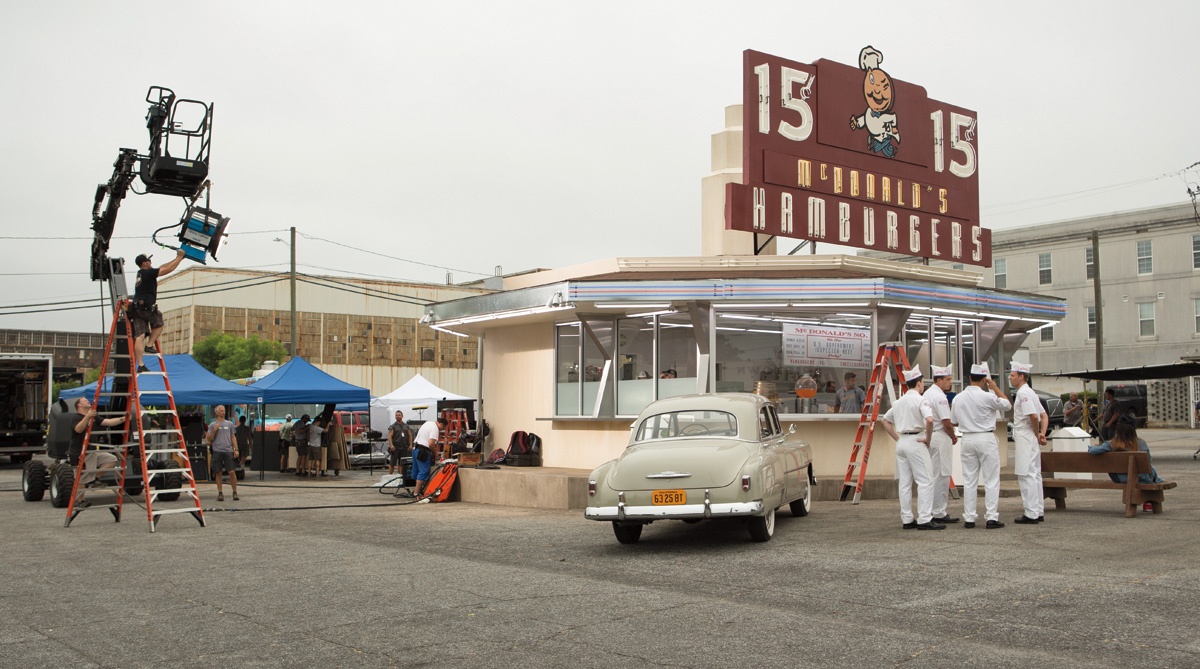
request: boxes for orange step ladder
[840,343,910,504]
[64,299,206,532]
[437,408,469,459]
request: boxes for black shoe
[985,520,1005,529]
[137,365,149,373]
[1014,515,1039,525]
[902,521,918,530]
[916,522,946,530]
[963,522,976,529]
[932,515,960,524]
[144,346,157,355]
[1037,516,1045,522]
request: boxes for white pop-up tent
[369,374,474,431]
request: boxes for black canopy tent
[1045,362,1200,381]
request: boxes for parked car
[1108,384,1148,428]
[584,393,814,544]
[1006,388,1065,439]
[335,410,370,440]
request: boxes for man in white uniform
[880,367,943,530]
[1010,361,1048,524]
[951,363,1011,529]
[925,365,959,524]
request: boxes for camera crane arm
[88,87,229,309]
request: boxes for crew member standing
[1010,361,1048,525]
[206,405,239,502]
[835,372,865,414]
[412,417,447,498]
[925,365,959,524]
[880,367,943,530]
[129,249,185,373]
[387,410,412,478]
[950,363,1011,529]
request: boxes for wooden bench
[1041,451,1177,518]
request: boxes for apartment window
[1138,302,1155,337]
[993,258,1007,289]
[1086,306,1096,340]
[1039,325,1054,343]
[1194,234,1200,269]
[1038,253,1052,285]
[1194,298,1200,334]
[1084,247,1094,280]
[1136,240,1153,275]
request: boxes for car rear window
[634,410,738,441]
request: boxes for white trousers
[1013,432,1044,518]
[929,431,953,518]
[896,435,934,524]
[960,433,1000,523]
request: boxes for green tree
[54,367,103,401]
[192,332,288,380]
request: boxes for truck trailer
[0,353,51,463]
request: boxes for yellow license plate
[652,490,686,505]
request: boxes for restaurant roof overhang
[423,256,1066,338]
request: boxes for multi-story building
[152,267,494,398]
[872,202,1200,425]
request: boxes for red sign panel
[727,48,990,267]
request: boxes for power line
[298,232,492,278]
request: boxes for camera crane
[89,85,229,308]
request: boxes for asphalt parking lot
[2,430,1199,669]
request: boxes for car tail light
[588,480,597,496]
[741,475,751,492]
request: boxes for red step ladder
[840,343,910,504]
[64,299,206,532]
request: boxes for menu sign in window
[783,324,871,369]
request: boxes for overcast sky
[3,1,1198,333]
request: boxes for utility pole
[1091,230,1103,408]
[290,226,297,362]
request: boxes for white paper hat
[1010,361,1032,374]
[970,362,990,376]
[903,367,923,383]
[931,365,952,378]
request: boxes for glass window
[715,309,873,415]
[616,317,655,415]
[1086,306,1096,340]
[1084,247,1094,280]
[993,258,1007,289]
[657,313,697,400]
[1040,325,1054,343]
[1136,240,1153,275]
[555,323,581,416]
[1194,299,1200,334]
[582,320,613,414]
[633,410,737,442]
[1038,253,1052,285]
[1138,302,1155,337]
[1194,234,1200,270]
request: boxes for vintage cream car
[585,393,814,544]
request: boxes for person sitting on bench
[1088,422,1164,485]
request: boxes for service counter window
[555,323,581,416]
[715,310,873,416]
[616,317,655,415]
[657,314,697,400]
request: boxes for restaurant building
[424,47,1067,484]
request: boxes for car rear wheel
[747,507,775,542]
[789,482,811,517]
[612,522,643,544]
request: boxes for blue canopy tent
[249,357,370,405]
[245,357,371,479]
[60,354,260,406]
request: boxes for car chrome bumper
[585,498,763,521]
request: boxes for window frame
[1136,239,1153,275]
[1038,252,1052,285]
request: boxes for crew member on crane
[130,249,185,373]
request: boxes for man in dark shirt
[1099,388,1121,442]
[70,397,124,507]
[129,249,185,373]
